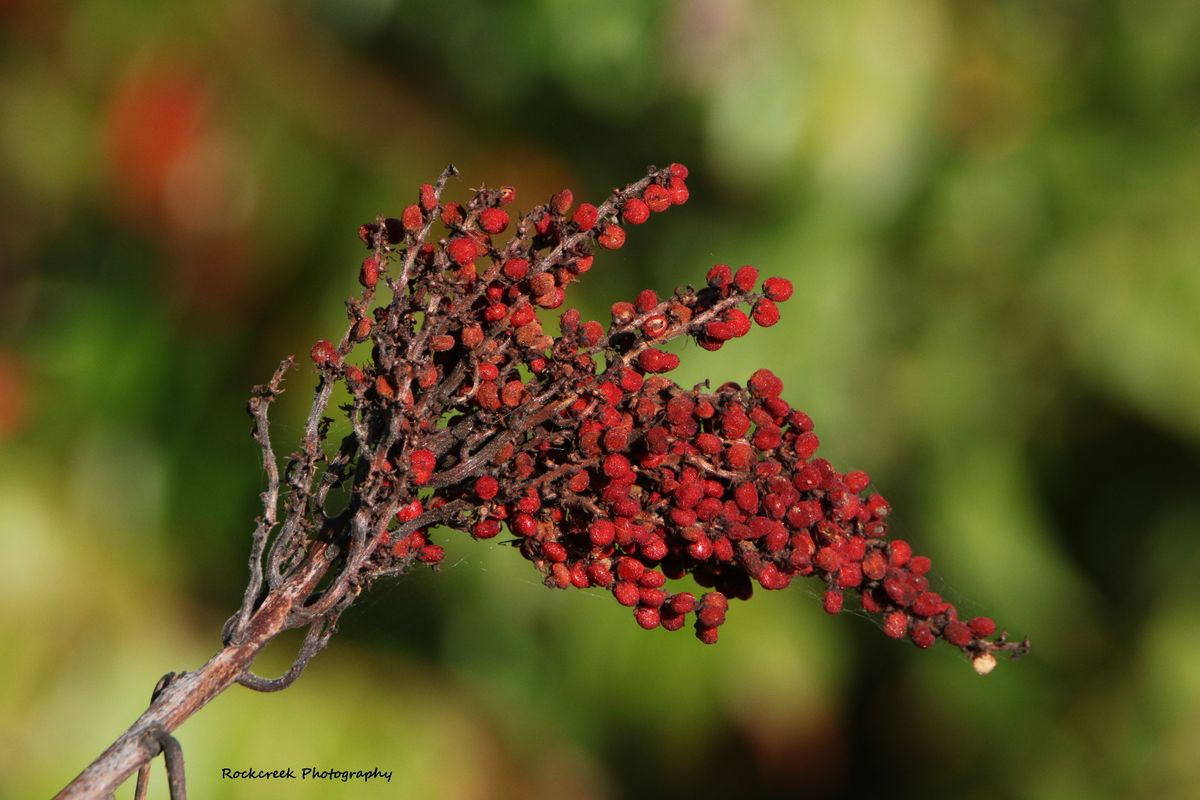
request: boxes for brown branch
[55,543,336,799]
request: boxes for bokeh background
[3,1,1199,797]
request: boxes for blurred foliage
[2,0,1199,797]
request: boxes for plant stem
[55,543,335,799]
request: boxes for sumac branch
[57,162,1027,799]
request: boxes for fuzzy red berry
[550,189,573,215]
[748,368,784,399]
[410,449,436,485]
[968,616,997,638]
[944,620,973,647]
[603,453,633,480]
[360,256,381,288]
[763,276,793,301]
[706,264,732,289]
[667,176,689,205]
[511,513,536,537]
[622,198,650,225]
[888,540,912,567]
[589,519,616,547]
[418,544,445,564]
[634,606,661,630]
[597,224,626,250]
[733,265,759,293]
[447,236,478,265]
[475,475,499,500]
[418,182,437,211]
[572,203,599,231]
[613,581,640,607]
[401,204,424,232]
[479,207,509,234]
[638,349,679,373]
[502,258,529,280]
[910,621,936,649]
[642,184,671,213]
[752,298,780,327]
[472,519,501,540]
[823,588,844,615]
[310,339,338,368]
[883,610,909,639]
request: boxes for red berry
[447,236,478,265]
[844,470,870,493]
[589,519,616,547]
[687,536,713,560]
[401,204,424,232]
[479,207,509,234]
[410,449,436,484]
[587,563,615,587]
[475,475,499,500]
[472,519,501,539]
[511,513,536,537]
[752,298,780,327]
[944,620,972,647]
[310,339,338,367]
[635,288,658,312]
[888,540,912,567]
[968,616,997,638]
[706,264,732,289]
[643,184,671,212]
[634,606,661,629]
[668,162,689,180]
[669,592,697,614]
[418,544,445,564]
[419,183,437,211]
[883,610,909,639]
[613,581,640,607]
[733,265,759,293]
[502,258,530,280]
[910,621,936,649]
[638,349,679,374]
[823,588,844,615]
[661,613,685,632]
[667,175,689,205]
[344,365,366,388]
[622,198,650,225]
[748,369,784,399]
[639,587,667,608]
[603,454,633,479]
[641,535,668,561]
[763,276,793,301]
[509,304,536,327]
[912,591,945,617]
[619,368,643,392]
[572,203,599,231]
[360,256,381,288]
[862,550,888,581]
[597,224,626,250]
[396,499,424,522]
[551,189,574,215]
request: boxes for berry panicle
[303,162,1025,673]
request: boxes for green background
[3,1,1198,797]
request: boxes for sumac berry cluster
[307,163,1025,674]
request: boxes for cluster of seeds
[308,163,1025,673]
